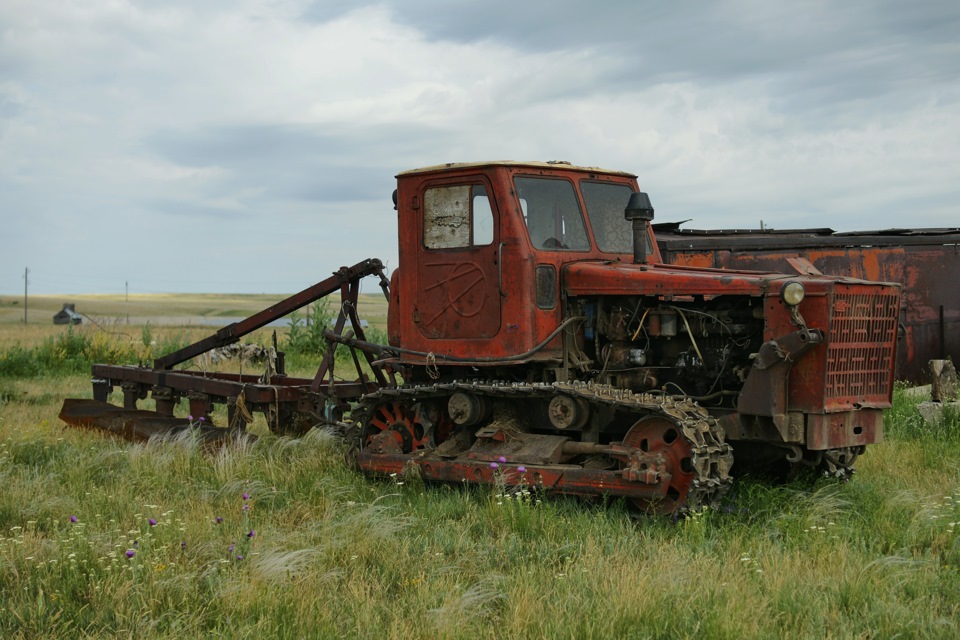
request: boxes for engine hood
[562,260,846,298]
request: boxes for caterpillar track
[352,381,734,514]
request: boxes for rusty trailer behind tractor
[61,161,902,515]
[654,223,960,384]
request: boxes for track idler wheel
[618,415,697,515]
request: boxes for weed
[140,322,153,348]
[285,300,335,357]
[0,327,200,379]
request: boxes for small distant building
[53,303,82,325]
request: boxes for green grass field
[1,303,959,638]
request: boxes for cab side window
[514,177,590,251]
[423,184,494,249]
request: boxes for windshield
[580,181,636,254]
[514,177,591,251]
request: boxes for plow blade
[59,399,253,445]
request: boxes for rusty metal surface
[357,451,678,500]
[562,260,799,298]
[94,365,312,402]
[805,407,883,451]
[737,328,823,433]
[60,399,254,446]
[656,225,960,382]
[463,432,569,465]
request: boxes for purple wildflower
[236,555,243,561]
[517,466,527,473]
[126,549,135,559]
[247,529,255,538]
[490,462,499,469]
[243,504,250,512]
[180,541,187,550]
[498,456,507,463]
[215,516,223,524]
[148,518,157,527]
[228,543,235,553]
[187,415,193,421]
[242,493,250,500]
[199,416,205,422]
[70,515,78,524]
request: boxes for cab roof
[397,160,637,179]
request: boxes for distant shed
[53,303,82,325]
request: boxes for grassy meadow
[1,297,959,638]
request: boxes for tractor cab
[388,161,654,368]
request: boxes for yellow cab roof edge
[396,160,637,179]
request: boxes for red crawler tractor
[61,161,902,514]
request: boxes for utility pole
[23,267,28,324]
[126,280,129,303]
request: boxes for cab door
[414,179,501,340]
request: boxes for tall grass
[2,379,960,638]
[885,381,960,443]
[0,327,194,379]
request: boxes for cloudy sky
[2,0,958,294]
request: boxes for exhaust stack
[624,191,655,264]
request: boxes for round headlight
[780,281,806,306]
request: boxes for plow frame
[68,259,396,434]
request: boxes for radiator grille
[825,291,899,403]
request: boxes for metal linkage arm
[154,259,385,370]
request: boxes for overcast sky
[2,0,958,294]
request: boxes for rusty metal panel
[354,452,675,502]
[60,399,252,444]
[463,433,569,465]
[413,179,501,341]
[562,261,787,297]
[806,408,883,450]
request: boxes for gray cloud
[323,0,960,119]
[1,0,958,294]
[143,123,450,211]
